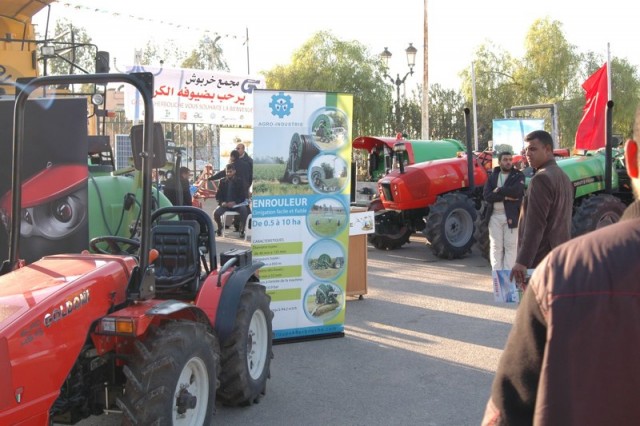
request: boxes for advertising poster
[0,98,88,264]
[252,90,353,341]
[492,118,545,154]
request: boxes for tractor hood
[0,254,135,333]
[378,156,488,211]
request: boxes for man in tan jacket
[510,130,573,284]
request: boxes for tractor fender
[215,262,265,343]
[145,300,211,324]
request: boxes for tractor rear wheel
[424,193,477,259]
[218,284,273,406]
[118,321,219,426]
[572,194,627,237]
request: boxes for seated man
[213,163,248,237]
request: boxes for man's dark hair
[179,166,190,174]
[497,151,513,162]
[230,150,240,160]
[525,130,554,148]
[226,163,236,172]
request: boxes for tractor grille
[381,182,393,201]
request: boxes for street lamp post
[381,43,418,134]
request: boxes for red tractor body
[377,155,489,211]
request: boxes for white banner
[123,66,265,125]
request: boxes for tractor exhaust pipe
[464,108,475,191]
[393,141,406,174]
[605,100,614,194]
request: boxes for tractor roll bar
[7,72,155,274]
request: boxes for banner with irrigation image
[252,90,353,341]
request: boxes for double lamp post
[380,43,417,134]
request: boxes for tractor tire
[571,194,627,237]
[118,321,219,426]
[218,284,274,406]
[291,175,301,185]
[424,193,477,259]
[368,210,412,250]
[473,210,490,264]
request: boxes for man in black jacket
[213,163,248,237]
[235,142,253,189]
[482,121,640,424]
[483,152,525,271]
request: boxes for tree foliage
[45,19,96,75]
[459,17,640,149]
[262,31,392,137]
[181,36,229,71]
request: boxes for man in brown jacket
[510,130,573,284]
[482,118,640,424]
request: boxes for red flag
[575,63,608,150]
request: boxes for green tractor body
[88,174,173,240]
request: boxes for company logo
[43,289,90,327]
[268,92,293,118]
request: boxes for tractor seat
[151,220,202,298]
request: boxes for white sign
[349,211,375,236]
[123,66,265,125]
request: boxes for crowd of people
[482,118,640,423]
[158,142,253,238]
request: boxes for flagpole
[607,43,612,102]
[605,42,612,193]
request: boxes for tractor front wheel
[218,284,274,406]
[368,210,412,250]
[424,193,477,259]
[118,321,219,426]
[572,194,627,237]
[473,201,490,263]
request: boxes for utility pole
[422,0,429,139]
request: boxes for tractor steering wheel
[89,236,140,255]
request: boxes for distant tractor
[358,111,491,258]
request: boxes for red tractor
[368,109,490,258]
[0,73,273,425]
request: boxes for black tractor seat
[151,220,202,299]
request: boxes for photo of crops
[252,163,314,195]
[307,198,348,237]
[305,238,345,281]
[304,282,343,322]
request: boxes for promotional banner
[492,118,545,154]
[252,90,353,341]
[0,98,89,264]
[124,66,265,125]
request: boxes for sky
[34,0,637,90]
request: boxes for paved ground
[70,234,517,426]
